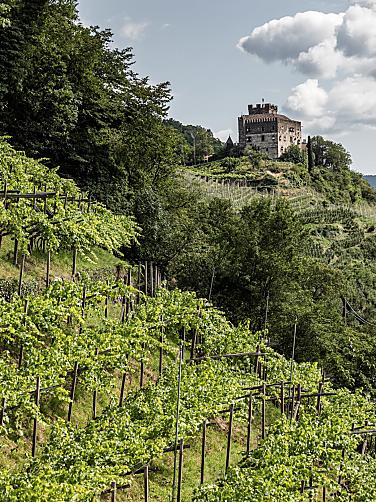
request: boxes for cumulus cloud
[240,1,376,134]
[238,11,343,64]
[284,76,376,134]
[121,17,149,41]
[238,3,376,79]
[285,79,328,117]
[337,5,376,57]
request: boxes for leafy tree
[165,119,223,163]
[311,136,352,170]
[244,145,268,168]
[279,144,306,165]
[0,0,176,212]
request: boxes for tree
[280,144,306,165]
[311,136,352,171]
[0,0,176,212]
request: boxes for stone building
[238,103,302,159]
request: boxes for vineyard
[0,143,374,501]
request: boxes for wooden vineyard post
[92,348,99,419]
[190,328,197,361]
[126,268,132,319]
[119,370,127,407]
[0,398,6,426]
[105,295,109,319]
[111,481,117,502]
[254,345,260,375]
[68,361,79,422]
[280,382,285,415]
[17,253,26,296]
[177,439,184,502]
[247,394,253,454]
[72,248,77,279]
[295,384,302,421]
[137,262,141,303]
[200,420,207,485]
[225,403,234,473]
[150,262,154,297]
[261,384,266,440]
[172,344,183,502]
[316,382,324,414]
[46,250,51,288]
[290,385,295,421]
[140,356,144,388]
[144,466,149,502]
[32,376,40,457]
[144,261,148,295]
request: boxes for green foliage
[0,138,138,255]
[311,136,352,171]
[244,146,268,168]
[279,144,306,165]
[165,118,223,163]
[194,391,376,501]
[220,157,241,173]
[0,1,178,212]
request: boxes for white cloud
[337,5,376,57]
[238,3,376,79]
[214,129,234,142]
[284,76,376,134]
[238,11,343,66]
[285,79,328,117]
[121,17,149,41]
[240,2,376,135]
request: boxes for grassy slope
[0,235,124,282]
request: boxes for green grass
[0,235,125,283]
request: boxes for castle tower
[238,103,302,159]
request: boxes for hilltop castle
[238,102,302,159]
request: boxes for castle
[238,102,302,159]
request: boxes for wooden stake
[119,372,127,407]
[261,384,266,440]
[144,261,148,295]
[32,376,40,457]
[72,248,77,279]
[150,262,154,297]
[246,394,253,454]
[92,348,99,419]
[225,403,234,473]
[316,382,324,414]
[200,420,206,485]
[177,439,184,502]
[111,481,117,502]
[68,361,79,422]
[0,398,6,426]
[144,466,149,502]
[17,254,25,296]
[280,382,285,414]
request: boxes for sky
[78,0,376,174]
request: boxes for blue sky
[78,0,376,173]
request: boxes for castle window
[262,126,265,132]
[261,135,265,141]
